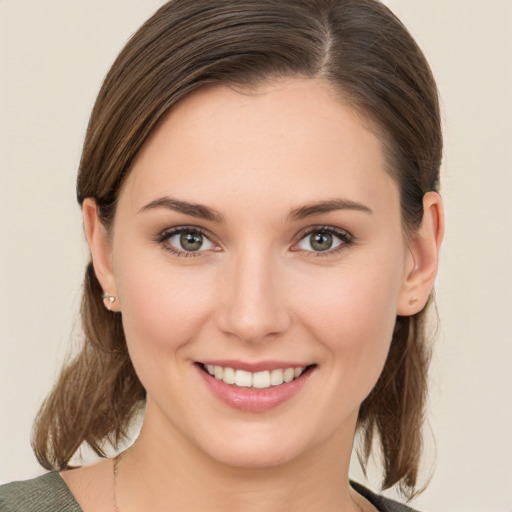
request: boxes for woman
[0,0,444,511]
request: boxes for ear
[397,191,445,316]
[82,198,121,312]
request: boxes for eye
[159,227,217,255]
[294,227,352,254]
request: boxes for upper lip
[198,360,313,373]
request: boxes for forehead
[122,78,399,218]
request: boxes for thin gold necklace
[113,454,121,512]
[112,453,365,512]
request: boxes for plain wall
[1,1,511,510]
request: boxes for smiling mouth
[199,363,314,390]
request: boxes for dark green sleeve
[351,481,421,512]
[0,472,83,512]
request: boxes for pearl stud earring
[102,292,116,311]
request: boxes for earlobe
[82,198,120,312]
[397,191,445,316]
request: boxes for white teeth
[204,364,307,389]
[283,368,295,383]
[252,371,270,389]
[270,369,284,386]
[223,367,235,384]
[235,369,252,387]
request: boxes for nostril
[215,303,292,344]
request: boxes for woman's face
[100,79,417,468]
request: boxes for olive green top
[0,472,81,512]
[0,472,418,512]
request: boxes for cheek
[294,258,402,387]
[114,254,216,359]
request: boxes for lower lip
[197,365,314,413]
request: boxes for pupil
[180,232,203,251]
[311,232,332,251]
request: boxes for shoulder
[0,472,83,512]
[351,481,421,512]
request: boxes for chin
[192,418,337,471]
[204,439,305,470]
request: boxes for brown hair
[33,0,441,498]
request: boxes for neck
[117,406,362,512]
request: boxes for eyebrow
[139,196,372,223]
[287,199,373,221]
[138,197,225,223]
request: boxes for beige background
[1,1,511,510]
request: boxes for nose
[215,249,292,344]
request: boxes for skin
[64,78,444,512]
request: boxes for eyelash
[155,226,216,258]
[292,226,354,258]
[155,225,354,258]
